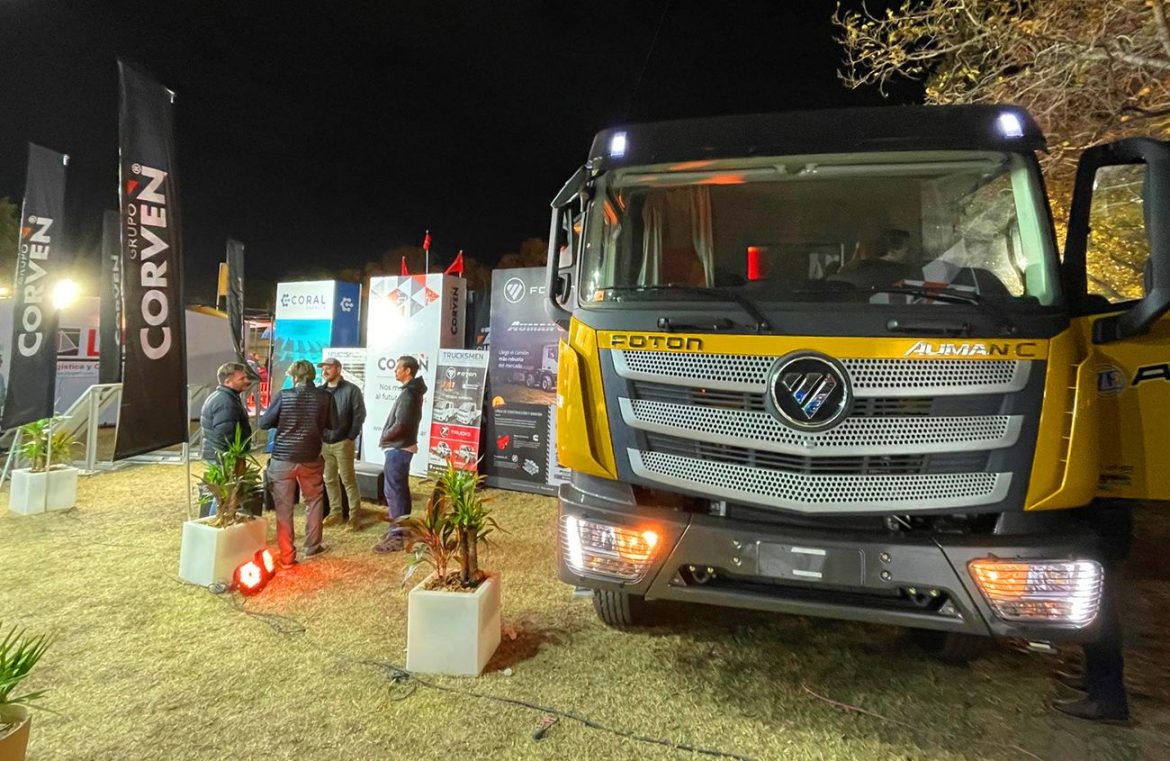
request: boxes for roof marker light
[997,112,1024,139]
[609,131,628,158]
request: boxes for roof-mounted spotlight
[997,112,1024,139]
[608,131,628,158]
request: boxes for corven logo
[16,215,54,356]
[125,163,173,360]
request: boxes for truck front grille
[611,350,1032,514]
[628,450,1009,512]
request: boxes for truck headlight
[562,515,659,582]
[968,558,1103,626]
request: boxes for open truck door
[1064,138,1170,500]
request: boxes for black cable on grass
[358,659,757,761]
[209,590,755,760]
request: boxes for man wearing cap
[319,357,367,529]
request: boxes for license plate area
[757,543,864,586]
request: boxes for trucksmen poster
[427,349,489,475]
[483,267,567,495]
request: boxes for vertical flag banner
[99,210,123,384]
[2,143,68,429]
[114,61,189,460]
[226,239,250,376]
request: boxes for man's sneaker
[347,514,365,531]
[322,513,344,528]
[302,545,329,561]
[373,535,404,554]
[1049,696,1131,724]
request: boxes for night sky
[1,0,919,306]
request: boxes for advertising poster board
[427,349,489,475]
[483,267,566,495]
[271,280,360,390]
[362,274,466,475]
[322,347,367,395]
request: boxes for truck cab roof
[585,105,1044,175]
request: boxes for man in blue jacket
[260,360,337,565]
[198,362,252,518]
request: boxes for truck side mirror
[545,166,588,330]
[1063,138,1170,343]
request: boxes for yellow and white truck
[545,106,1170,661]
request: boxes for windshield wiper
[599,285,773,333]
[802,284,1018,336]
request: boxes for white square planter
[178,516,268,587]
[8,466,79,515]
[407,571,501,676]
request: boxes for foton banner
[226,239,251,377]
[3,143,68,430]
[271,280,360,390]
[427,349,489,475]
[98,210,123,384]
[362,274,466,475]
[114,62,189,460]
[483,267,566,495]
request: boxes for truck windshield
[579,151,1060,308]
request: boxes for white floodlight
[608,131,628,158]
[997,112,1024,139]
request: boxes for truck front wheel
[910,629,987,665]
[592,589,655,627]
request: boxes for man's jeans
[267,457,326,564]
[383,449,413,537]
[322,438,361,520]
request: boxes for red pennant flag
[422,230,432,251]
[445,250,465,276]
[400,255,409,276]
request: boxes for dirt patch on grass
[2,467,1169,760]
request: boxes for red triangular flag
[445,250,465,276]
[422,230,432,252]
[400,256,409,276]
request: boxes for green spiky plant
[396,485,459,587]
[0,623,51,711]
[17,418,77,473]
[396,460,501,589]
[198,426,262,528]
[439,460,500,587]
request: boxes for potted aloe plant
[178,427,267,587]
[0,623,51,761]
[398,461,502,676]
[8,417,79,515]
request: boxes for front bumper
[558,482,1103,643]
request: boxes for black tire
[910,629,988,665]
[592,589,654,627]
[541,376,553,392]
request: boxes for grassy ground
[1,464,1169,760]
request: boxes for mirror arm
[545,206,571,330]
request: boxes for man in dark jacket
[373,355,426,553]
[198,362,252,518]
[260,359,337,565]
[318,357,367,528]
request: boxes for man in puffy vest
[260,359,337,565]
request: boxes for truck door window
[1084,164,1150,306]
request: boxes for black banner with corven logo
[2,144,68,430]
[114,62,188,460]
[99,209,123,384]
